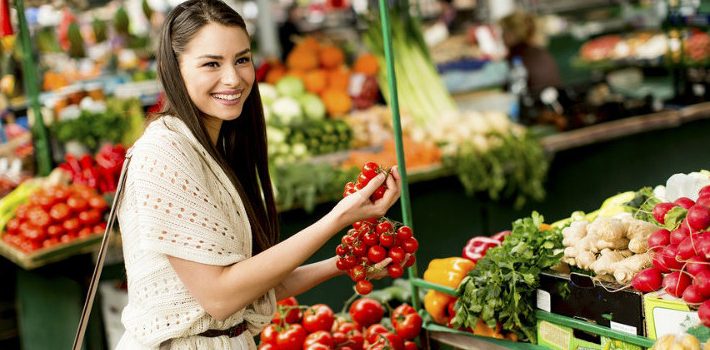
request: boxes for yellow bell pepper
[423,257,475,289]
[422,257,475,325]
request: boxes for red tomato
[349,265,367,282]
[67,196,88,212]
[63,218,81,232]
[303,344,329,350]
[391,304,422,340]
[257,343,276,350]
[304,330,334,348]
[355,280,373,295]
[49,203,71,222]
[37,194,57,210]
[78,227,93,238]
[336,244,349,257]
[60,233,77,243]
[388,264,404,279]
[362,232,379,247]
[27,207,51,228]
[370,185,387,201]
[78,210,102,226]
[404,341,418,350]
[260,324,279,345]
[332,331,347,346]
[302,304,335,333]
[375,221,393,234]
[379,233,395,248]
[43,237,60,249]
[361,162,379,180]
[396,226,413,241]
[388,247,406,264]
[5,218,20,235]
[371,332,404,350]
[271,297,301,325]
[367,246,386,264]
[364,324,389,344]
[14,204,30,220]
[21,225,46,242]
[93,222,107,234]
[275,323,307,350]
[404,255,416,268]
[46,225,65,237]
[402,237,419,254]
[349,298,384,328]
[352,243,367,257]
[345,329,364,350]
[88,195,108,211]
[52,186,70,201]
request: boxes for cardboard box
[537,320,642,350]
[537,272,645,336]
[643,292,708,342]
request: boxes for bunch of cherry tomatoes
[338,162,418,295]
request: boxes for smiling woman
[112,1,403,349]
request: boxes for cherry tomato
[361,162,379,180]
[342,235,356,246]
[5,218,20,235]
[93,222,107,234]
[271,297,301,325]
[355,279,373,295]
[367,246,386,263]
[49,203,71,222]
[376,221,393,234]
[302,304,335,333]
[88,195,108,211]
[79,210,102,226]
[47,225,65,237]
[362,232,380,247]
[332,331,348,346]
[352,221,364,230]
[404,341,418,350]
[363,217,378,226]
[352,243,367,257]
[260,324,279,345]
[52,186,70,201]
[350,298,384,328]
[78,227,93,237]
[388,264,404,279]
[370,185,387,201]
[257,343,276,350]
[67,196,88,212]
[388,246,406,264]
[358,173,371,187]
[402,237,419,254]
[63,218,81,232]
[349,265,367,282]
[336,244,349,257]
[27,208,51,228]
[344,255,358,269]
[37,194,57,210]
[404,255,416,268]
[14,204,30,220]
[303,344,330,350]
[396,226,413,241]
[336,257,350,271]
[43,237,60,249]
[379,233,395,248]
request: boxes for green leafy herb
[271,163,359,212]
[664,206,688,230]
[443,132,548,209]
[453,212,563,342]
[627,187,660,223]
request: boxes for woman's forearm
[169,210,348,320]
[275,257,345,300]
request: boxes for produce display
[452,213,563,342]
[1,182,108,253]
[338,162,418,295]
[57,144,126,194]
[578,30,710,65]
[259,297,421,350]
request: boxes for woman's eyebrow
[196,49,250,60]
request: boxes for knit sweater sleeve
[128,127,246,266]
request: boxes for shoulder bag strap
[72,149,132,350]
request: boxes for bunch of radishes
[632,185,710,326]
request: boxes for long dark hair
[156,0,279,255]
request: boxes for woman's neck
[202,115,223,146]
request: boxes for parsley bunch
[452,212,563,342]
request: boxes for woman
[115,1,402,349]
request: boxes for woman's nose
[221,66,240,86]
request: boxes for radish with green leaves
[675,197,696,209]
[631,267,663,292]
[663,271,691,297]
[687,205,710,231]
[648,229,670,252]
[654,203,678,225]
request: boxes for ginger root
[611,252,652,284]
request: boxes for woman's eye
[236,57,251,65]
[204,62,219,68]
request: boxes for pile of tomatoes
[339,162,419,295]
[2,184,108,253]
[259,297,422,350]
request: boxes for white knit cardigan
[115,116,276,350]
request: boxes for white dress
[115,116,276,349]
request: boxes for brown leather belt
[198,321,248,338]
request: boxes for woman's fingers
[358,172,387,199]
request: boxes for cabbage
[276,76,305,97]
[299,94,326,120]
[259,83,279,106]
[271,97,302,125]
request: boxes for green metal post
[15,0,53,176]
[377,0,420,310]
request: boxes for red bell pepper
[462,230,510,263]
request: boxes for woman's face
[179,23,254,123]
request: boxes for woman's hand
[330,165,402,230]
[366,254,413,280]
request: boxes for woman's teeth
[213,93,241,101]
